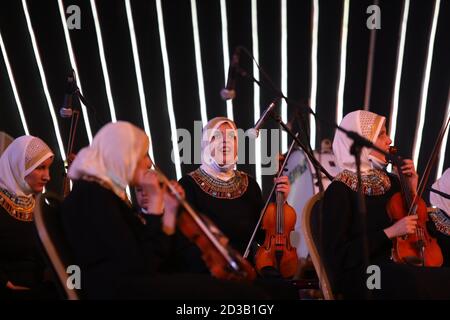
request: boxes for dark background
[1,0,449,200]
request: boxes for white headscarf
[430,168,450,216]
[68,121,149,201]
[200,117,238,181]
[332,110,386,173]
[0,135,54,197]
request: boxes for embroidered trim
[429,209,450,236]
[334,169,391,196]
[0,188,35,222]
[360,111,383,141]
[189,167,248,199]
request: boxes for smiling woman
[0,135,57,299]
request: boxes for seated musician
[171,117,289,270]
[0,136,57,299]
[62,121,269,299]
[168,117,297,298]
[321,110,450,299]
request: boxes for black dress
[0,193,55,299]
[321,170,450,299]
[172,168,298,299]
[173,168,263,273]
[62,180,269,299]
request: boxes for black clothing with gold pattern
[0,189,55,299]
[428,208,450,267]
[62,180,268,299]
[322,170,450,299]
[171,168,264,273]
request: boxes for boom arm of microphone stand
[73,88,103,127]
[234,46,398,169]
[272,113,334,181]
[340,128,401,166]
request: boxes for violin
[153,165,256,283]
[254,154,298,278]
[386,146,443,267]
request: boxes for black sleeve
[321,182,390,286]
[251,177,265,214]
[178,175,198,210]
[140,213,174,270]
[426,216,439,238]
[63,183,168,277]
[250,177,265,243]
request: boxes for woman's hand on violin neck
[274,176,290,201]
[384,215,418,239]
[400,159,418,193]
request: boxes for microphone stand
[235,47,403,288]
[73,87,103,128]
[61,71,104,196]
[272,113,334,181]
[350,142,371,300]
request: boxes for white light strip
[57,0,93,143]
[125,0,155,162]
[220,0,233,120]
[126,186,131,202]
[190,0,208,127]
[389,0,410,144]
[90,0,117,123]
[364,0,378,110]
[0,31,30,135]
[22,0,66,160]
[412,0,441,166]
[156,0,182,179]
[251,0,261,186]
[310,0,319,149]
[336,0,349,124]
[436,90,450,179]
[281,0,288,153]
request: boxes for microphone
[60,71,76,118]
[247,101,277,138]
[220,47,241,100]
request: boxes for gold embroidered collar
[334,169,391,196]
[189,167,248,199]
[429,209,450,236]
[0,188,35,222]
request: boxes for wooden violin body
[254,199,298,278]
[177,209,257,282]
[386,146,443,267]
[254,153,298,278]
[387,192,443,267]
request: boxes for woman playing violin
[62,121,268,299]
[321,110,450,299]
[172,117,290,272]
